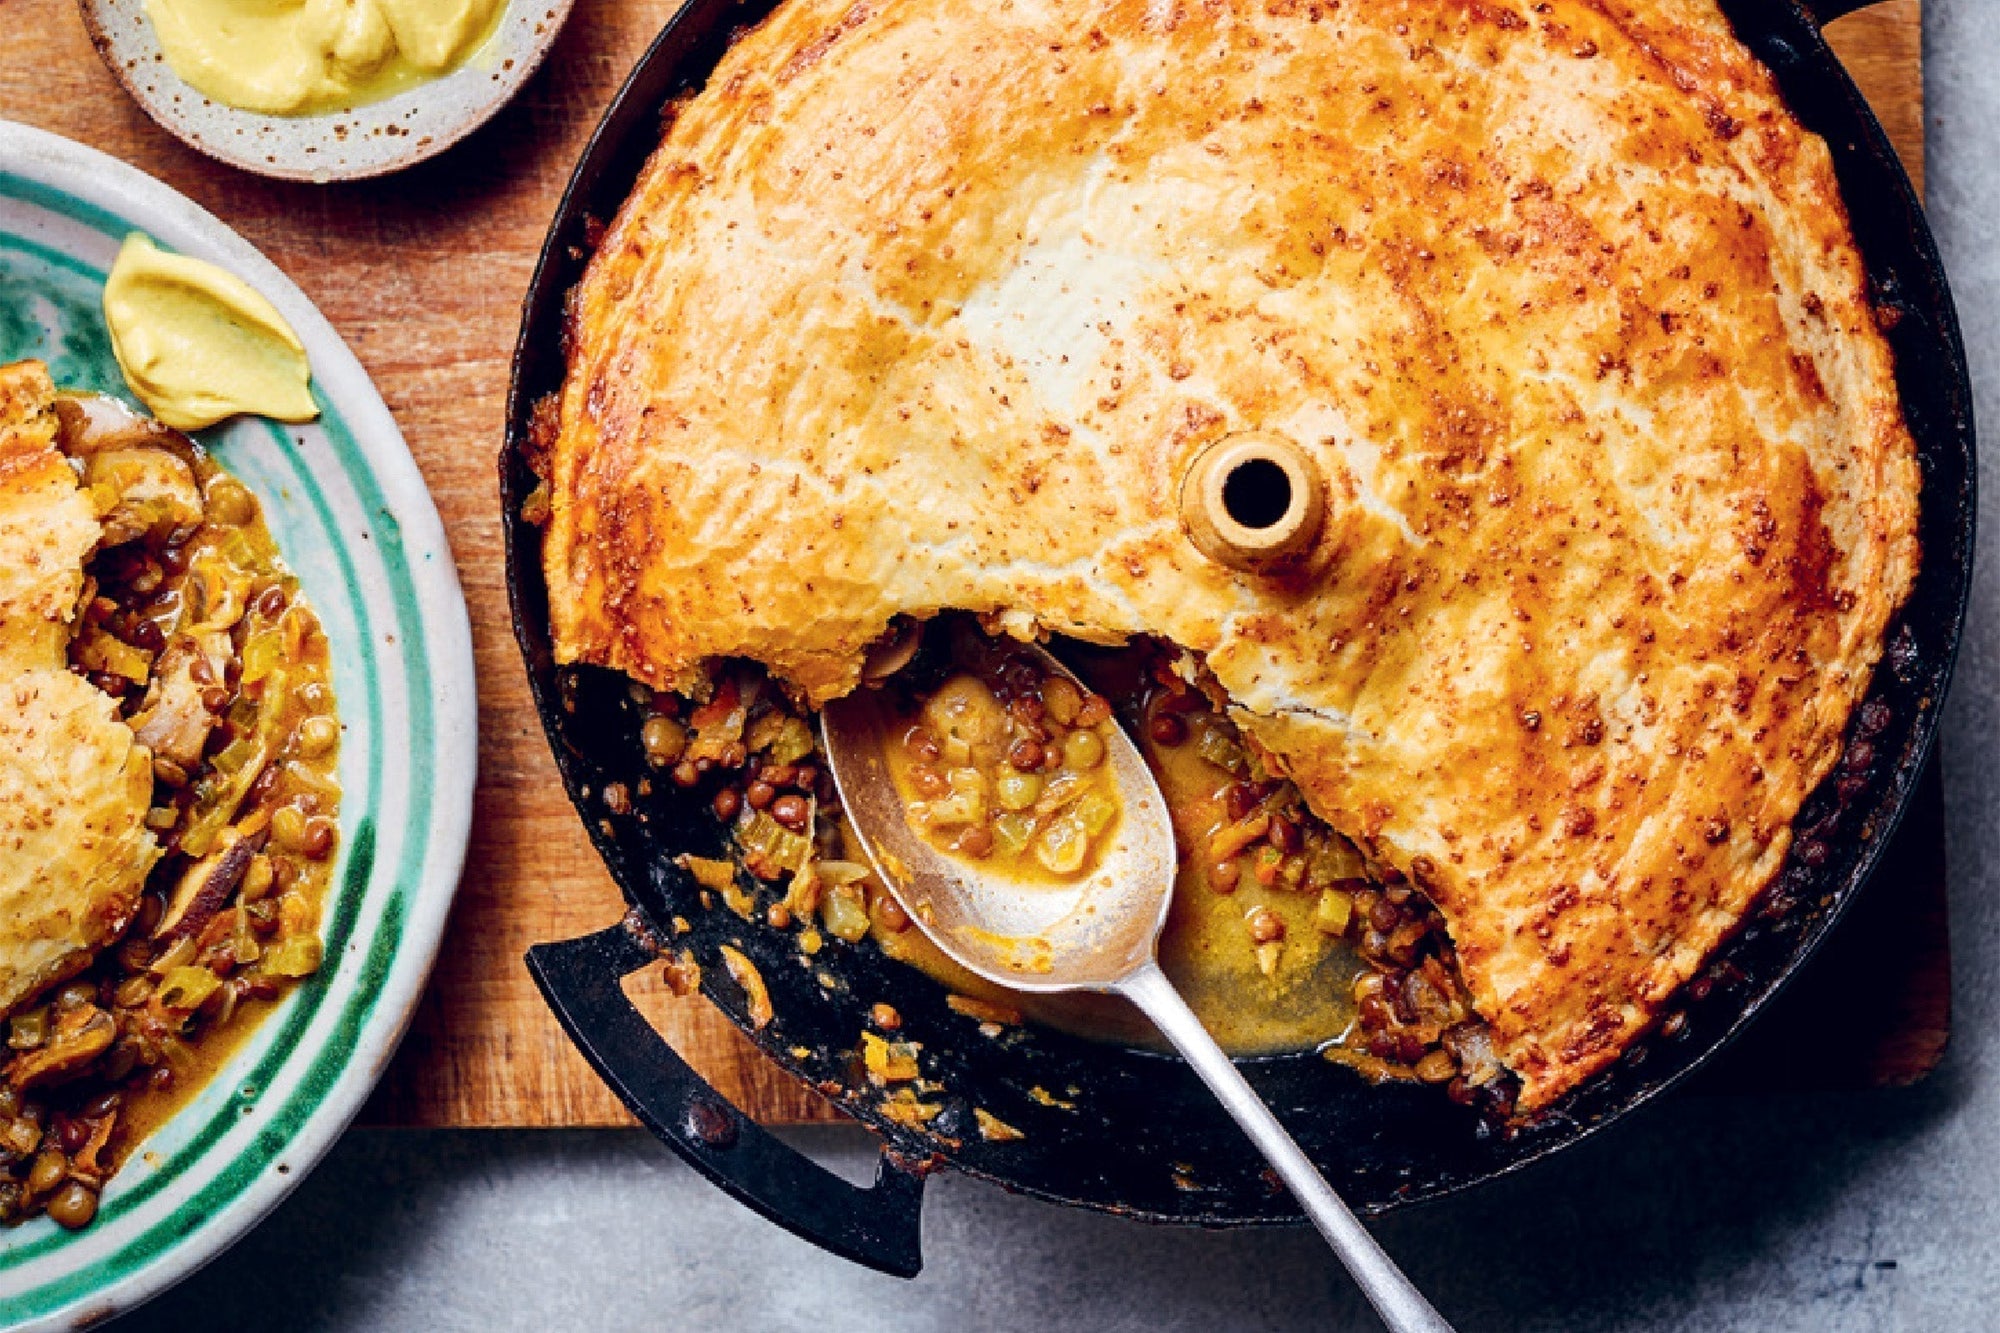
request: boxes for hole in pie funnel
[1222,456,1294,530]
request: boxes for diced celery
[746,708,816,766]
[824,885,870,942]
[768,716,816,766]
[180,669,289,857]
[1075,792,1118,838]
[737,812,812,872]
[1314,888,1354,935]
[263,935,323,978]
[1032,769,1086,816]
[155,966,222,1013]
[744,710,788,755]
[1193,720,1248,774]
[920,770,985,828]
[239,626,284,685]
[8,1009,48,1050]
[993,813,1035,859]
[1036,813,1088,875]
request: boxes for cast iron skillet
[503,0,1974,1279]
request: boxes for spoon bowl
[821,672,1173,992]
[820,640,1455,1333]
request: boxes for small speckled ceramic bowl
[79,0,576,181]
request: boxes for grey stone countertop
[114,2,2000,1328]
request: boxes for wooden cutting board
[0,0,1940,1127]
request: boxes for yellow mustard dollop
[103,234,319,432]
[146,0,504,117]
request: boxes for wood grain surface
[0,0,1939,1128]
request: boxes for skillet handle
[525,923,927,1278]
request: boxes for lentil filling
[0,395,338,1230]
[634,615,1518,1121]
[877,626,1121,883]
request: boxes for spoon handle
[1117,964,1455,1333]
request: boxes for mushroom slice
[155,820,266,943]
[7,1003,117,1090]
[130,629,235,772]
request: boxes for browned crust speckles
[0,361,160,1016]
[544,0,1920,1112]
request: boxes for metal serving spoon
[821,646,1454,1333]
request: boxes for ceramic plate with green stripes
[0,121,476,1329]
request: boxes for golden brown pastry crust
[0,362,98,675]
[544,0,1920,1110]
[0,362,158,1016]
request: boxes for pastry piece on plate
[0,361,158,1016]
